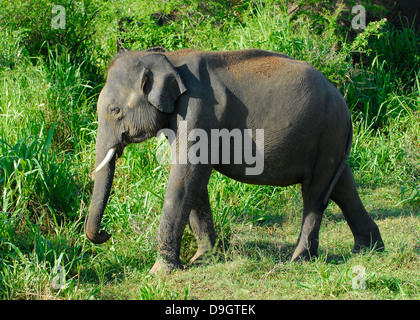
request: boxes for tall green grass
[0,0,419,299]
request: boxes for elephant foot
[149,258,184,274]
[352,234,385,254]
[291,242,318,262]
[189,248,220,265]
[291,250,318,262]
[189,249,206,264]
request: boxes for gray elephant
[84,47,384,273]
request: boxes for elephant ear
[139,53,187,113]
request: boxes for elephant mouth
[116,144,125,158]
[94,147,117,173]
[125,132,153,144]
[94,143,124,174]
[117,141,126,157]
[94,132,152,174]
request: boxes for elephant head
[84,51,187,244]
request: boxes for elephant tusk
[95,148,116,173]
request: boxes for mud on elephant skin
[84,47,384,273]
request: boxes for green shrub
[346,19,420,127]
[0,0,103,81]
[0,125,80,224]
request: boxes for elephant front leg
[188,190,217,264]
[150,208,187,274]
[150,164,212,274]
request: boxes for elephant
[84,47,384,273]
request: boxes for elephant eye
[110,106,121,115]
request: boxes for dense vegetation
[0,0,419,299]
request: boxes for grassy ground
[100,185,419,300]
[0,0,419,300]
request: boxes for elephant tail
[322,122,353,205]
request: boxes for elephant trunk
[84,142,117,244]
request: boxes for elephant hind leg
[291,185,328,261]
[291,152,344,261]
[330,164,384,252]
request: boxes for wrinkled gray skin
[85,48,384,273]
